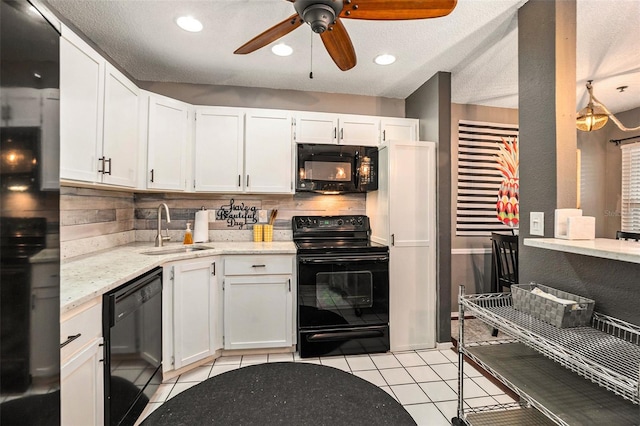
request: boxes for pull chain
[309,29,314,79]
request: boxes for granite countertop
[61,241,296,314]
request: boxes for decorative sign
[216,199,258,229]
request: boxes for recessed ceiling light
[176,16,203,33]
[374,54,396,65]
[272,43,293,57]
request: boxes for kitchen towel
[193,209,209,243]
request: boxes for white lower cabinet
[163,257,221,372]
[60,298,104,426]
[223,255,294,350]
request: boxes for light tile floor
[138,346,514,426]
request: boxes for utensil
[269,209,278,225]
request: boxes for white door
[224,275,292,350]
[244,110,294,193]
[295,112,338,144]
[381,118,418,142]
[147,95,188,190]
[388,141,436,351]
[102,64,139,187]
[172,258,217,369]
[59,33,104,183]
[338,114,380,146]
[61,338,104,426]
[194,108,244,192]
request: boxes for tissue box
[554,209,595,240]
[512,283,595,328]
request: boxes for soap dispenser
[183,222,193,245]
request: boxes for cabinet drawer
[224,255,293,276]
[60,298,102,361]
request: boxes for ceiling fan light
[374,54,396,65]
[272,43,293,57]
[176,16,203,33]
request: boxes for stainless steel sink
[140,245,212,255]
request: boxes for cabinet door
[338,114,380,146]
[60,31,104,183]
[381,118,418,142]
[147,95,188,190]
[224,275,292,350]
[61,337,104,426]
[389,141,435,247]
[102,64,139,187]
[294,112,338,144]
[172,258,218,369]
[194,108,244,192]
[244,110,294,193]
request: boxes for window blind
[621,142,640,232]
[456,120,519,236]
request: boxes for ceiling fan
[234,0,458,71]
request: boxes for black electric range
[293,215,390,358]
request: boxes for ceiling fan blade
[234,13,302,55]
[340,0,457,20]
[320,18,356,71]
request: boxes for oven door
[297,253,389,329]
[297,252,389,357]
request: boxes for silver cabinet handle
[391,233,395,246]
[340,128,344,140]
[251,264,266,268]
[334,127,337,139]
[98,156,105,173]
[246,174,250,187]
[288,278,291,292]
[212,262,216,276]
[150,169,155,183]
[238,175,241,187]
[60,333,81,348]
[383,130,386,141]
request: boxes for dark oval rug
[142,362,416,425]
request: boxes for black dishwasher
[103,267,162,426]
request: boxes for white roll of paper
[193,209,209,243]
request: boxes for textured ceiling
[43,0,640,114]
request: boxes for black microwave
[296,144,378,194]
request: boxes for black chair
[616,231,640,241]
[491,232,519,293]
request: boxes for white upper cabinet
[295,112,338,144]
[102,63,139,187]
[380,117,419,142]
[60,28,139,187]
[147,94,189,191]
[244,109,294,193]
[60,29,104,183]
[194,107,244,192]
[338,114,380,146]
[294,111,383,146]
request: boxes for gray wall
[137,81,406,117]
[450,103,519,310]
[405,72,452,343]
[519,0,640,325]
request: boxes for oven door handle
[306,329,385,342]
[299,255,388,264]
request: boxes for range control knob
[337,219,344,226]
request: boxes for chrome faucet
[155,203,171,247]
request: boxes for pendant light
[576,80,640,132]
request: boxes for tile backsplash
[60,186,365,259]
